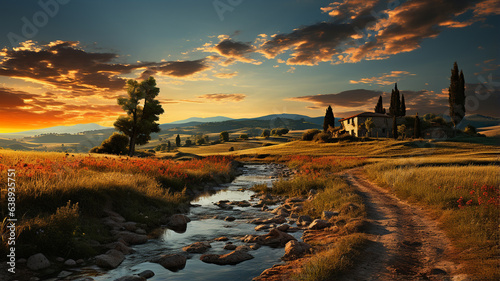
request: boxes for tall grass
[293,233,369,281]
[0,150,236,258]
[365,162,500,280]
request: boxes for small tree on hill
[220,131,229,142]
[400,94,406,117]
[397,124,407,140]
[389,83,401,117]
[323,105,335,132]
[167,140,171,151]
[414,113,421,139]
[175,134,181,147]
[449,62,466,129]
[261,129,270,138]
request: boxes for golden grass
[365,162,500,280]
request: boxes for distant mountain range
[1,113,497,140]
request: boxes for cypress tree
[175,134,181,147]
[414,113,421,139]
[389,83,401,116]
[323,105,335,132]
[400,94,406,117]
[392,115,398,139]
[449,62,466,128]
[374,96,385,114]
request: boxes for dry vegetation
[0,150,236,258]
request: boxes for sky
[0,0,499,133]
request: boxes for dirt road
[339,168,469,281]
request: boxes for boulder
[322,211,339,220]
[276,224,290,232]
[224,216,236,222]
[64,259,76,266]
[214,236,229,241]
[260,229,297,247]
[200,250,254,265]
[95,250,125,269]
[308,219,330,230]
[106,241,135,255]
[182,241,211,253]
[154,254,186,271]
[223,243,237,250]
[135,228,147,235]
[104,210,126,223]
[255,224,271,231]
[249,216,286,225]
[297,215,313,226]
[138,270,155,279]
[271,207,290,217]
[165,214,190,232]
[115,231,148,245]
[282,240,311,261]
[27,253,50,270]
[123,222,137,232]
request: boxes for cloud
[214,71,238,79]
[197,93,246,102]
[200,37,261,65]
[258,0,499,65]
[350,71,416,85]
[0,40,211,95]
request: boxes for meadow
[0,150,236,258]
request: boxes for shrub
[313,132,331,143]
[261,129,271,138]
[220,131,229,142]
[155,143,168,151]
[90,132,129,155]
[228,146,235,151]
[196,138,205,145]
[185,139,192,146]
[464,125,477,135]
[240,134,249,140]
[302,129,321,141]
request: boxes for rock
[235,245,252,252]
[76,259,84,264]
[248,243,261,250]
[224,216,236,222]
[123,222,137,232]
[271,206,290,217]
[114,276,146,281]
[135,228,147,235]
[249,216,286,225]
[229,200,251,207]
[106,241,135,255]
[154,254,186,271]
[214,236,229,241]
[200,250,254,265]
[282,240,311,261]
[297,215,313,226]
[182,241,211,253]
[260,229,297,247]
[308,219,331,230]
[58,271,73,278]
[102,217,123,230]
[115,231,148,245]
[27,253,50,271]
[104,210,126,223]
[165,214,190,232]
[95,250,125,269]
[17,258,27,264]
[56,257,65,262]
[255,224,271,231]
[322,211,339,220]
[223,243,237,250]
[138,270,155,279]
[276,224,290,232]
[261,206,269,211]
[64,259,76,266]
[242,234,261,244]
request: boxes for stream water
[79,164,301,281]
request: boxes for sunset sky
[0,0,499,133]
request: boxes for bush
[261,129,271,138]
[302,129,321,141]
[220,131,229,142]
[464,125,477,135]
[90,133,129,155]
[228,146,235,151]
[240,134,249,140]
[155,143,168,151]
[185,139,192,146]
[196,138,205,145]
[313,132,331,143]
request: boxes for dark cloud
[0,41,211,95]
[258,0,499,65]
[288,89,382,107]
[201,37,260,65]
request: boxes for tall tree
[392,115,398,140]
[175,134,181,147]
[114,77,164,157]
[374,96,386,114]
[449,62,466,128]
[414,113,421,139]
[400,94,406,116]
[323,105,335,132]
[389,83,401,117]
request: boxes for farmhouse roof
[339,112,391,122]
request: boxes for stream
[79,163,301,281]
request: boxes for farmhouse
[339,112,392,137]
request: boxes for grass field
[365,160,500,280]
[0,150,236,258]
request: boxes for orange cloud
[197,93,246,102]
[350,71,416,85]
